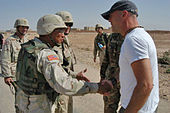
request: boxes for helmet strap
[16,27,25,36]
[48,34,59,47]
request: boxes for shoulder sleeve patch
[47,55,59,61]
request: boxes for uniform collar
[13,33,27,43]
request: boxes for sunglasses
[65,23,73,27]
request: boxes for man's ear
[121,10,128,17]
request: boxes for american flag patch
[47,55,59,61]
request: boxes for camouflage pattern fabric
[63,36,77,69]
[16,38,98,113]
[0,33,4,74]
[1,33,28,79]
[15,86,51,113]
[100,33,124,113]
[93,32,108,65]
[1,33,29,112]
[53,36,75,113]
[53,94,69,113]
[0,47,1,75]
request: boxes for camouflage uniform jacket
[100,33,124,80]
[93,32,108,59]
[63,36,76,71]
[53,41,77,78]
[16,38,98,96]
[1,33,28,79]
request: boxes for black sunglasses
[65,23,73,27]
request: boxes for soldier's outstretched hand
[76,68,90,82]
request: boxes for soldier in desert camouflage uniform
[93,24,108,66]
[100,33,124,113]
[54,11,77,113]
[1,18,29,112]
[56,11,76,71]
[15,14,113,113]
[0,33,4,75]
[1,18,29,83]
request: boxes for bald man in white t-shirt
[101,1,159,113]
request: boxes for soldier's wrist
[85,82,99,93]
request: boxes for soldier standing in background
[0,18,29,112]
[1,18,29,85]
[0,33,4,75]
[0,33,4,50]
[100,33,124,113]
[93,24,108,66]
[15,14,113,113]
[54,11,77,113]
[56,11,76,71]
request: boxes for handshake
[76,69,114,95]
[97,79,114,95]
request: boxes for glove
[98,79,113,95]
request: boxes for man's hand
[76,68,90,82]
[98,79,113,95]
[4,77,14,86]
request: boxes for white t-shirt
[119,28,159,113]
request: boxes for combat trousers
[103,65,120,113]
[52,94,73,113]
[103,82,120,113]
[99,50,105,66]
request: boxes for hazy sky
[0,0,170,31]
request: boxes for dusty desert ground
[0,30,169,113]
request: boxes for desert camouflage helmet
[95,24,103,29]
[14,18,29,28]
[37,14,67,35]
[56,11,73,23]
